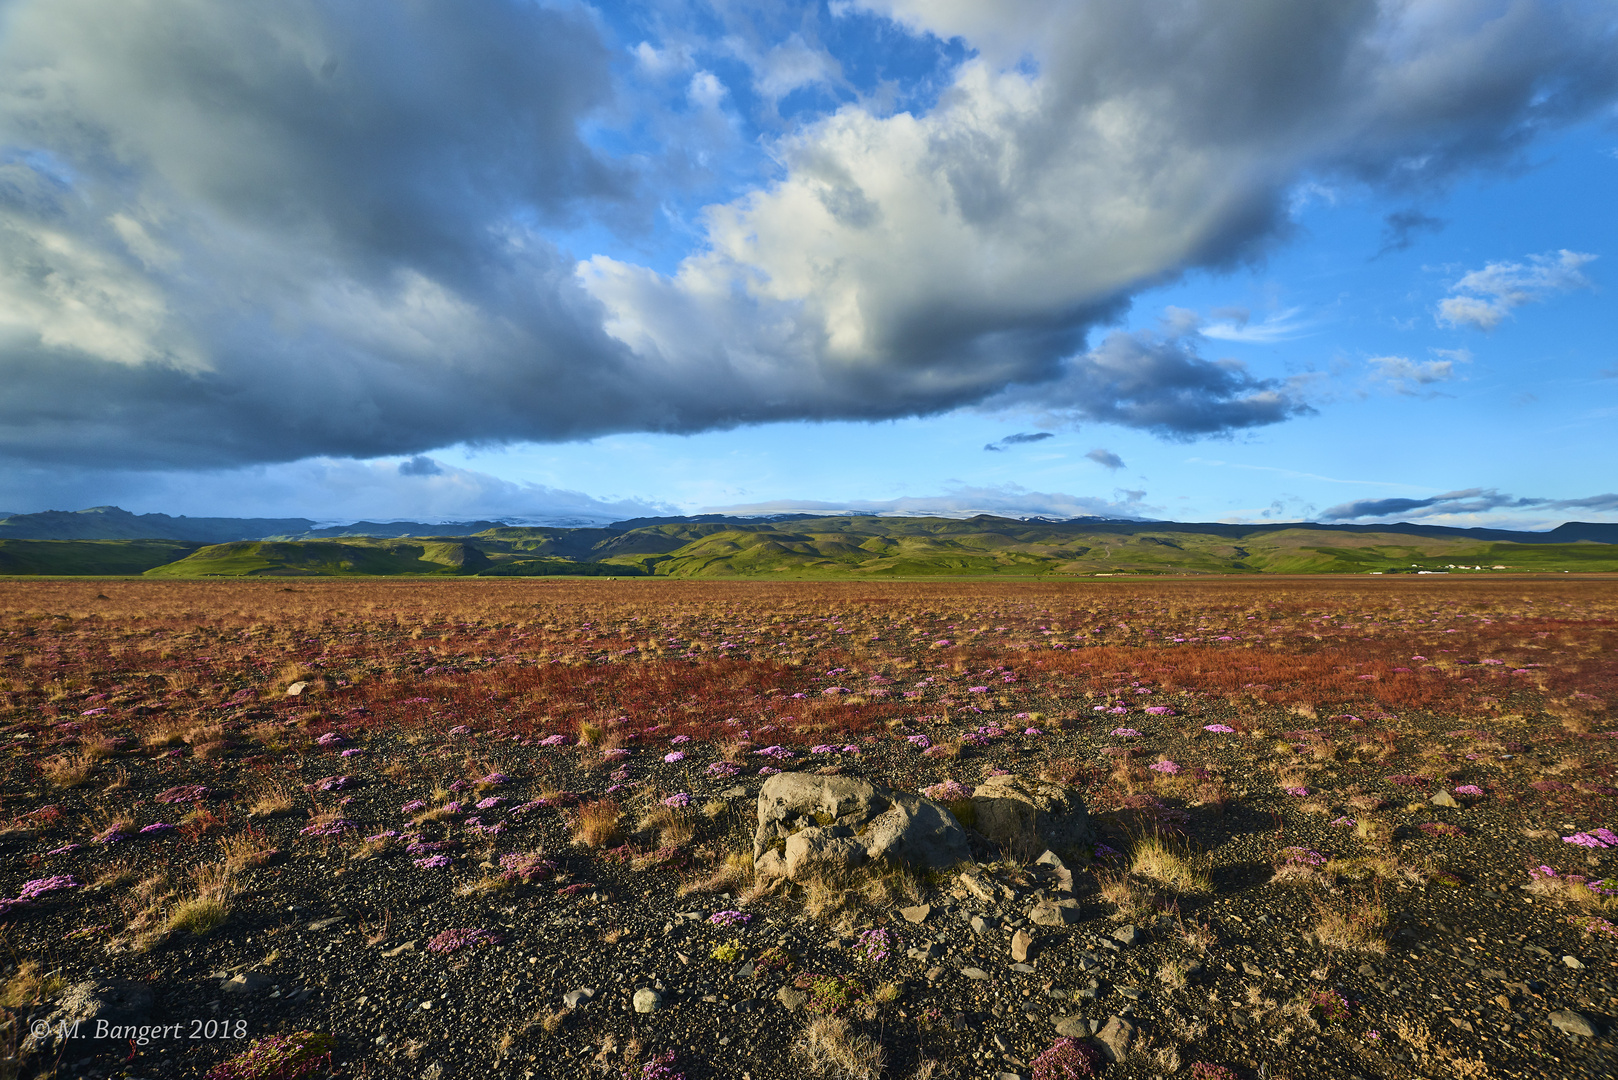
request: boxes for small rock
[971,915,991,936]
[222,973,271,995]
[1054,1016,1089,1038]
[632,988,662,1014]
[1481,968,1507,980]
[1548,1009,1599,1038]
[1096,1014,1137,1062]
[308,916,347,931]
[1011,963,1036,974]
[1116,987,1142,1001]
[285,681,308,696]
[1011,929,1036,963]
[962,967,991,981]
[1448,1016,1475,1032]
[777,987,808,1012]
[899,904,933,924]
[958,870,997,903]
[1431,789,1459,808]
[1111,924,1142,946]
[720,786,747,798]
[1028,900,1079,927]
[993,1072,1025,1080]
[1492,994,1512,1009]
[1242,961,1265,978]
[380,941,416,957]
[907,944,942,961]
[926,966,944,982]
[1562,955,1585,970]
[562,989,594,1009]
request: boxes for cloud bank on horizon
[0,1,1614,525]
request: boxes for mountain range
[1,506,1615,577]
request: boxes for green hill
[3,515,1616,577]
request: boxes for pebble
[1562,955,1584,970]
[1010,929,1035,963]
[961,967,991,981]
[900,904,932,924]
[971,916,990,936]
[1431,789,1459,808]
[563,989,594,1009]
[1111,924,1142,946]
[777,988,807,1012]
[1548,1009,1599,1038]
[633,988,662,1014]
[1011,963,1036,974]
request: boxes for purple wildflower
[1150,761,1181,775]
[662,792,691,809]
[413,854,453,870]
[475,796,505,810]
[315,732,345,748]
[663,751,686,763]
[401,800,427,814]
[1111,728,1142,738]
[139,822,175,834]
[425,927,502,952]
[708,910,751,927]
[1203,724,1235,734]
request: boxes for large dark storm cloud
[1,0,1615,472]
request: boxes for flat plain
[0,577,1614,1080]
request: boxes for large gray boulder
[971,775,1094,860]
[754,773,969,881]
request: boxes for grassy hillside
[4,515,1616,577]
[143,539,491,578]
[0,539,202,575]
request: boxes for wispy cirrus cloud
[1436,250,1596,331]
[1321,488,1618,522]
[983,431,1054,452]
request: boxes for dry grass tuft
[40,752,95,788]
[1311,891,1389,954]
[1130,836,1212,894]
[571,799,623,848]
[0,961,67,1007]
[795,1014,886,1079]
[1096,871,1156,922]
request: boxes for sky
[0,0,1615,530]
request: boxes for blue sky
[0,1,1614,529]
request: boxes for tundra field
[0,577,1614,1080]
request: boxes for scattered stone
[1095,1014,1137,1062]
[957,869,997,903]
[563,989,595,1009]
[971,915,991,936]
[907,944,942,961]
[1482,968,1507,980]
[719,786,747,798]
[899,903,933,924]
[1116,987,1142,1001]
[962,967,991,981]
[632,988,662,1014]
[1111,924,1142,946]
[1054,1016,1089,1039]
[285,681,308,696]
[308,916,347,931]
[222,972,272,995]
[1011,963,1036,974]
[1448,1016,1475,1032]
[1035,849,1074,893]
[1493,994,1512,1009]
[753,773,969,876]
[1028,899,1080,927]
[1548,1009,1599,1038]
[777,987,808,1012]
[1431,789,1459,808]
[992,1072,1025,1080]
[22,979,154,1052]
[1011,929,1036,962]
[380,941,416,957]
[1562,955,1585,970]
